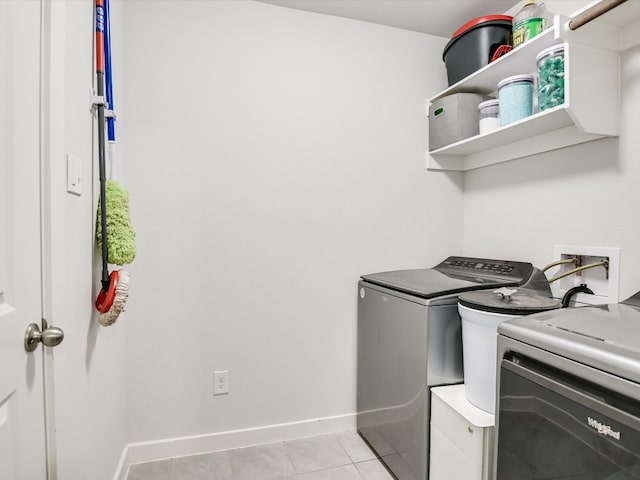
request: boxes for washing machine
[495,291,640,479]
[357,256,550,480]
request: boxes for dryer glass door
[496,355,640,479]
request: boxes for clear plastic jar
[478,99,500,134]
[536,44,565,111]
[498,74,534,126]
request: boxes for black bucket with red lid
[442,15,513,86]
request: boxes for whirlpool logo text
[587,417,621,440]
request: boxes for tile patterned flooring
[126,431,395,480]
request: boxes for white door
[0,0,49,478]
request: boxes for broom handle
[96,0,110,292]
[104,0,117,179]
[104,0,114,142]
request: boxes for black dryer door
[497,355,640,480]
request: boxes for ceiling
[256,0,520,38]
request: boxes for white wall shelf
[426,0,635,172]
[427,106,604,171]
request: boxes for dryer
[357,256,549,480]
[495,292,640,479]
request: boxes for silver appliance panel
[498,303,640,386]
[357,282,463,480]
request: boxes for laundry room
[2,0,640,479]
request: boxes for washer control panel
[436,256,533,281]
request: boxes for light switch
[66,153,82,196]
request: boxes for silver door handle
[24,323,64,352]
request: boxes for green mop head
[97,180,136,265]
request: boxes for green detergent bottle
[512,0,551,48]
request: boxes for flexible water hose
[542,258,578,273]
[547,260,608,283]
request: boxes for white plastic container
[458,303,519,414]
[458,288,560,414]
[478,99,500,135]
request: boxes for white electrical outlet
[551,245,620,305]
[213,370,229,396]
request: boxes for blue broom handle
[104,0,115,142]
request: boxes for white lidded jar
[478,99,500,135]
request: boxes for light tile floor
[126,431,395,480]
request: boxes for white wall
[463,1,640,300]
[44,1,128,478]
[122,0,462,444]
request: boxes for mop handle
[96,0,110,292]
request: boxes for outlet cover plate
[213,370,229,396]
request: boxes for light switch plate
[66,153,82,196]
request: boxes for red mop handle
[95,0,105,74]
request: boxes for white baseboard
[113,412,356,479]
[113,444,131,480]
